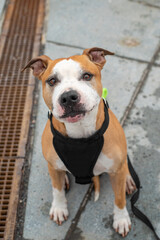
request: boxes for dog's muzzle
[59,90,80,108]
[59,90,85,121]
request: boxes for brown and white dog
[23,47,136,237]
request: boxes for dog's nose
[59,90,80,107]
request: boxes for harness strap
[48,111,57,136]
[128,155,160,240]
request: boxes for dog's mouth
[60,110,86,123]
[59,103,97,123]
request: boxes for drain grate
[0,158,15,239]
[0,0,45,239]
[0,85,28,158]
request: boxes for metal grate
[0,0,45,239]
[0,158,15,239]
[0,85,28,157]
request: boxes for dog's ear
[83,47,114,69]
[22,55,51,78]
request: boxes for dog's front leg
[110,160,131,237]
[48,162,69,225]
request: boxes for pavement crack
[120,42,160,126]
[47,40,160,67]
[129,0,160,9]
[47,40,85,50]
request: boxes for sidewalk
[0,0,5,30]
[23,0,160,239]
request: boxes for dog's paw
[50,188,69,225]
[113,205,131,237]
[50,203,69,225]
[126,175,136,195]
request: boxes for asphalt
[12,0,160,239]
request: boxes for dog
[23,47,136,237]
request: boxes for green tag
[102,88,108,99]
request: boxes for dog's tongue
[66,114,83,123]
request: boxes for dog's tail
[93,176,100,201]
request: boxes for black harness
[48,100,109,184]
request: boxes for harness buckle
[48,110,52,119]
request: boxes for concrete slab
[75,66,160,240]
[155,50,160,65]
[47,0,160,61]
[0,0,5,17]
[23,43,147,240]
[0,0,6,31]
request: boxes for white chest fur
[64,105,98,139]
[55,157,69,172]
[93,152,113,175]
[55,152,113,175]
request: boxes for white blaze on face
[51,59,100,120]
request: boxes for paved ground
[23,0,160,239]
[0,0,6,30]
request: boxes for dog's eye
[47,78,56,86]
[82,73,93,81]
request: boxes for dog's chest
[93,152,113,175]
[55,152,113,175]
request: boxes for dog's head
[23,47,113,123]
